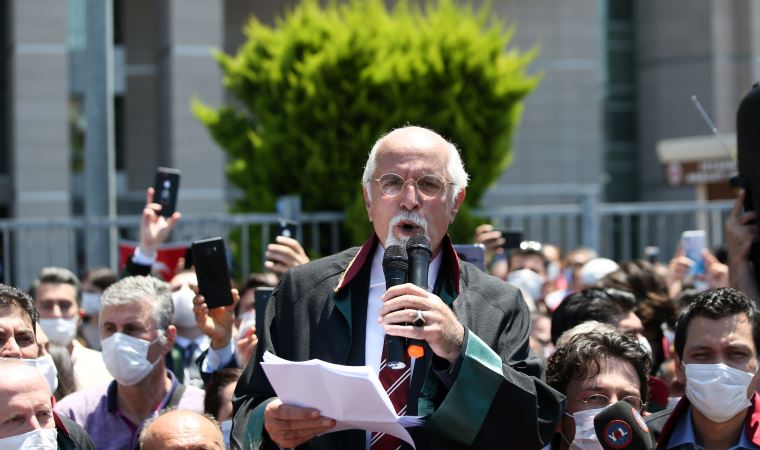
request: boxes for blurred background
[0,0,755,287]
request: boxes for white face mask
[237,310,256,340]
[0,428,58,450]
[28,355,59,394]
[79,321,101,350]
[172,285,197,329]
[563,407,604,450]
[637,334,652,358]
[0,355,58,394]
[38,317,78,346]
[220,419,232,449]
[80,292,102,315]
[101,332,161,386]
[547,261,561,281]
[507,269,546,301]
[685,363,754,422]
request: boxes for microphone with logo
[382,244,409,369]
[406,235,431,360]
[593,401,654,450]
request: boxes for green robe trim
[426,331,503,445]
[243,397,277,450]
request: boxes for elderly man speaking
[232,126,564,450]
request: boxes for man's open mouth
[397,222,419,233]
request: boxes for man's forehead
[170,271,198,288]
[574,357,640,390]
[37,282,77,299]
[686,313,755,345]
[0,306,33,329]
[101,299,154,323]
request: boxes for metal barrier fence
[0,211,346,289]
[474,199,735,262]
[0,199,735,288]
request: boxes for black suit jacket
[231,235,564,449]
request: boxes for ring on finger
[412,309,426,327]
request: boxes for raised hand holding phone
[153,167,181,217]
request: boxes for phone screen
[500,230,524,250]
[681,230,706,275]
[154,167,181,217]
[454,244,487,271]
[191,237,233,308]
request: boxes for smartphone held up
[191,237,234,309]
[153,167,181,217]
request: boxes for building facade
[1,0,758,286]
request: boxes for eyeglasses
[374,173,450,199]
[570,394,644,411]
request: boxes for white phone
[681,230,706,275]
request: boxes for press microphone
[406,235,431,359]
[736,82,760,283]
[382,244,409,369]
[593,401,654,450]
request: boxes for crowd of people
[1,125,759,450]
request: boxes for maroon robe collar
[333,234,461,294]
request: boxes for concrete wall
[481,0,605,206]
[9,0,72,288]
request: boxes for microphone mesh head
[406,234,432,259]
[383,245,409,272]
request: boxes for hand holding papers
[261,351,423,448]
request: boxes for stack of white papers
[261,351,423,448]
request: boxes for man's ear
[363,186,373,222]
[449,188,466,223]
[163,325,177,353]
[674,353,686,386]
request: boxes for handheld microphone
[736,82,760,283]
[406,235,431,359]
[593,401,654,450]
[382,244,409,370]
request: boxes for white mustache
[385,212,429,247]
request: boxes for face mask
[685,363,754,422]
[0,355,58,394]
[101,332,161,386]
[547,261,561,281]
[507,269,546,301]
[79,321,101,350]
[0,428,58,450]
[237,310,256,340]
[172,285,197,328]
[38,317,78,345]
[27,355,59,394]
[563,408,604,450]
[81,292,102,315]
[637,334,652,358]
[220,419,233,449]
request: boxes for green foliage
[194,0,538,248]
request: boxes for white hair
[361,126,469,204]
[101,276,173,343]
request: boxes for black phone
[254,287,274,337]
[275,219,298,239]
[191,237,233,309]
[153,167,181,217]
[500,230,524,250]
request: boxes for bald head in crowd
[139,409,224,450]
[0,360,55,439]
